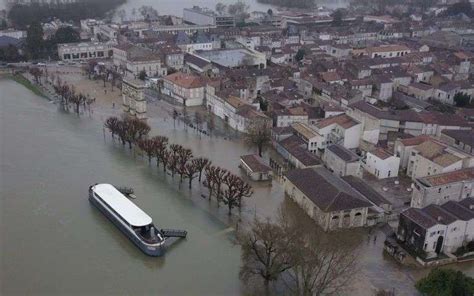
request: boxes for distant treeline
[257,0,315,9]
[8,0,126,28]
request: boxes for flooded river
[1,78,473,295]
[0,79,244,295]
[116,0,349,18]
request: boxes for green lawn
[5,73,48,98]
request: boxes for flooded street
[1,78,473,295]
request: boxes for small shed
[240,154,272,181]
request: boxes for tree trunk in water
[188,178,192,189]
[208,186,213,200]
[263,280,270,295]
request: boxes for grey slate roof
[441,201,474,221]
[441,129,474,148]
[401,208,438,229]
[326,145,359,162]
[184,53,211,68]
[240,154,271,173]
[459,197,474,211]
[422,204,458,225]
[342,176,391,207]
[285,168,371,212]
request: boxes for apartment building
[411,168,474,208]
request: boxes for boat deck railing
[161,229,188,238]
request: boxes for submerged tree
[138,138,156,163]
[104,116,120,140]
[69,92,87,115]
[177,148,193,183]
[238,218,293,290]
[183,161,198,188]
[244,118,272,157]
[152,135,169,167]
[192,157,210,182]
[123,117,150,149]
[238,202,358,295]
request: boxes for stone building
[397,199,474,258]
[411,168,474,208]
[323,144,362,177]
[122,79,147,120]
[284,168,372,231]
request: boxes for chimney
[470,205,474,210]
[437,216,442,222]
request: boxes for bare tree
[183,161,198,188]
[177,148,193,183]
[138,138,156,163]
[280,201,358,296]
[238,202,358,295]
[244,118,272,157]
[104,116,120,139]
[192,157,210,182]
[152,135,169,168]
[205,165,216,200]
[168,144,183,177]
[29,67,42,84]
[213,167,228,206]
[283,236,357,296]
[222,173,241,214]
[238,218,294,291]
[160,149,171,173]
[116,119,128,147]
[69,92,87,115]
[222,174,253,214]
[234,177,253,210]
[124,118,150,149]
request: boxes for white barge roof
[93,184,152,227]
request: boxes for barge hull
[89,194,164,257]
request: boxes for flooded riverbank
[2,78,473,295]
[0,79,242,295]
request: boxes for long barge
[89,183,186,256]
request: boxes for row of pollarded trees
[52,77,95,115]
[82,60,122,92]
[204,165,253,214]
[104,116,254,215]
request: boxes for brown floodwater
[1,78,472,296]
